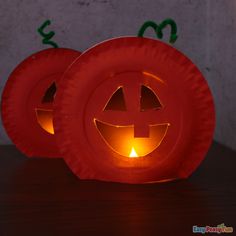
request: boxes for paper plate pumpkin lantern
[1,48,80,157]
[54,36,215,183]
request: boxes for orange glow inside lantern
[35,109,54,134]
[142,71,164,84]
[35,82,57,135]
[95,120,169,157]
[129,147,138,158]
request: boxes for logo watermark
[193,223,233,234]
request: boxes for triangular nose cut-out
[42,82,57,103]
[104,87,127,111]
[140,85,162,111]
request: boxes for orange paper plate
[1,48,80,157]
[54,37,215,183]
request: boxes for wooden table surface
[0,142,235,236]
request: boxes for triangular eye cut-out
[140,85,162,111]
[104,87,127,111]
[42,82,57,103]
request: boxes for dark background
[0,142,236,235]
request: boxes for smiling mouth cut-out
[95,119,170,158]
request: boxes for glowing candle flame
[129,147,138,158]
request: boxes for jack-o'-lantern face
[35,82,57,135]
[95,81,170,158]
[84,69,178,162]
[54,37,215,183]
